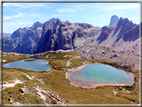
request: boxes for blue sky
[3,2,140,33]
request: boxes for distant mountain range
[2,15,140,54]
[3,33,12,37]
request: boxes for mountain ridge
[2,15,140,54]
[3,21,43,54]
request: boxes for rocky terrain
[2,48,140,104]
[1,15,141,105]
[36,18,101,53]
[90,17,140,51]
[3,21,43,54]
[2,70,65,105]
[36,16,140,55]
[2,15,140,72]
[75,45,139,71]
[2,15,140,56]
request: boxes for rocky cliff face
[123,23,139,42]
[91,17,139,52]
[36,18,64,52]
[3,21,43,54]
[97,25,115,44]
[109,15,119,25]
[3,16,140,55]
[36,18,101,53]
[3,37,15,52]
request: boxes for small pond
[67,64,134,88]
[3,58,52,71]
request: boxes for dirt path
[3,79,23,90]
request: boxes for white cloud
[129,17,136,20]
[3,3,45,8]
[57,8,83,13]
[102,3,140,10]
[57,4,84,13]
[3,13,25,20]
[3,16,11,20]
[19,22,26,26]
[3,20,34,33]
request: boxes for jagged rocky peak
[42,18,61,30]
[123,22,140,42]
[32,21,43,29]
[109,15,119,25]
[122,18,136,28]
[3,16,140,54]
[114,17,136,34]
[49,18,61,26]
[49,18,60,23]
[11,22,43,39]
[63,20,72,25]
[36,18,102,53]
[3,21,44,54]
[11,28,27,39]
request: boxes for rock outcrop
[3,16,140,55]
[97,25,115,44]
[75,45,139,71]
[36,18,101,53]
[109,15,119,25]
[3,37,15,52]
[3,21,43,54]
[90,17,139,54]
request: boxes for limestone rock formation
[3,16,140,55]
[3,21,43,54]
[3,37,15,52]
[91,17,139,52]
[36,18,101,53]
[109,15,119,25]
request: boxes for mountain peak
[49,18,60,24]
[109,15,119,25]
[44,18,61,29]
[32,21,43,29]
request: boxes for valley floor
[1,48,140,105]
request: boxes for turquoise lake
[3,58,52,71]
[67,64,134,88]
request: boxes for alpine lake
[3,53,139,104]
[3,58,51,71]
[67,64,134,88]
[3,58,134,88]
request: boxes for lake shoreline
[66,63,135,89]
[3,58,51,72]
